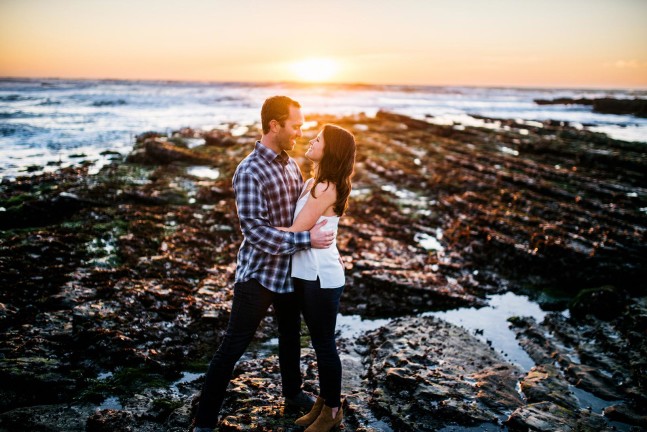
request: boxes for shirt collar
[255,141,290,166]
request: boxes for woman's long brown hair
[311,124,356,216]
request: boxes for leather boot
[304,405,343,432]
[295,396,324,426]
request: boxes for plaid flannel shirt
[233,141,311,293]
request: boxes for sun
[290,58,339,83]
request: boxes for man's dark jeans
[194,278,302,428]
[295,277,344,408]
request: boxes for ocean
[1,77,645,180]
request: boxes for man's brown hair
[261,96,301,134]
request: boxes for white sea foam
[1,79,645,179]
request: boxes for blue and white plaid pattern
[233,141,311,293]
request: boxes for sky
[1,0,646,88]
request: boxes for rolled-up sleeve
[234,170,310,255]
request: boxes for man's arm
[234,170,310,255]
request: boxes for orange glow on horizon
[1,0,646,89]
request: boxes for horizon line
[2,75,647,93]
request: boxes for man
[193,96,334,431]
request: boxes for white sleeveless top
[291,179,345,288]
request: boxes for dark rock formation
[358,316,523,430]
[534,97,647,118]
[569,285,627,321]
[203,129,236,147]
[0,404,96,432]
[505,402,608,431]
[126,138,215,165]
[509,306,647,429]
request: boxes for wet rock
[119,190,174,205]
[0,403,96,432]
[100,150,122,157]
[510,309,647,416]
[519,364,578,410]
[593,98,647,117]
[604,403,647,429]
[375,110,433,130]
[569,285,627,321]
[421,118,647,293]
[203,129,236,147]
[86,409,136,432]
[135,131,166,142]
[0,357,79,412]
[350,267,485,318]
[24,164,43,172]
[337,215,485,317]
[0,191,100,229]
[505,401,609,432]
[359,316,523,430]
[196,354,314,431]
[173,127,201,138]
[0,302,19,327]
[534,97,647,118]
[507,316,561,365]
[196,185,234,202]
[564,363,625,401]
[127,138,215,165]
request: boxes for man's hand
[310,219,335,249]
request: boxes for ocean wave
[0,111,46,119]
[0,123,42,138]
[1,78,645,179]
[91,99,128,107]
[38,99,62,106]
[0,94,35,102]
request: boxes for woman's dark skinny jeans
[295,277,344,408]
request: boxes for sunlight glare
[290,58,339,83]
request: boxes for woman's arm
[278,182,337,232]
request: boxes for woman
[278,124,356,432]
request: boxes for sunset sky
[1,0,646,88]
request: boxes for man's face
[276,106,304,152]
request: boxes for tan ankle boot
[304,405,343,432]
[295,396,325,426]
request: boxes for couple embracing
[193,96,356,432]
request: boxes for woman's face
[306,130,325,162]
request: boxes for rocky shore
[534,97,647,118]
[1,110,646,431]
